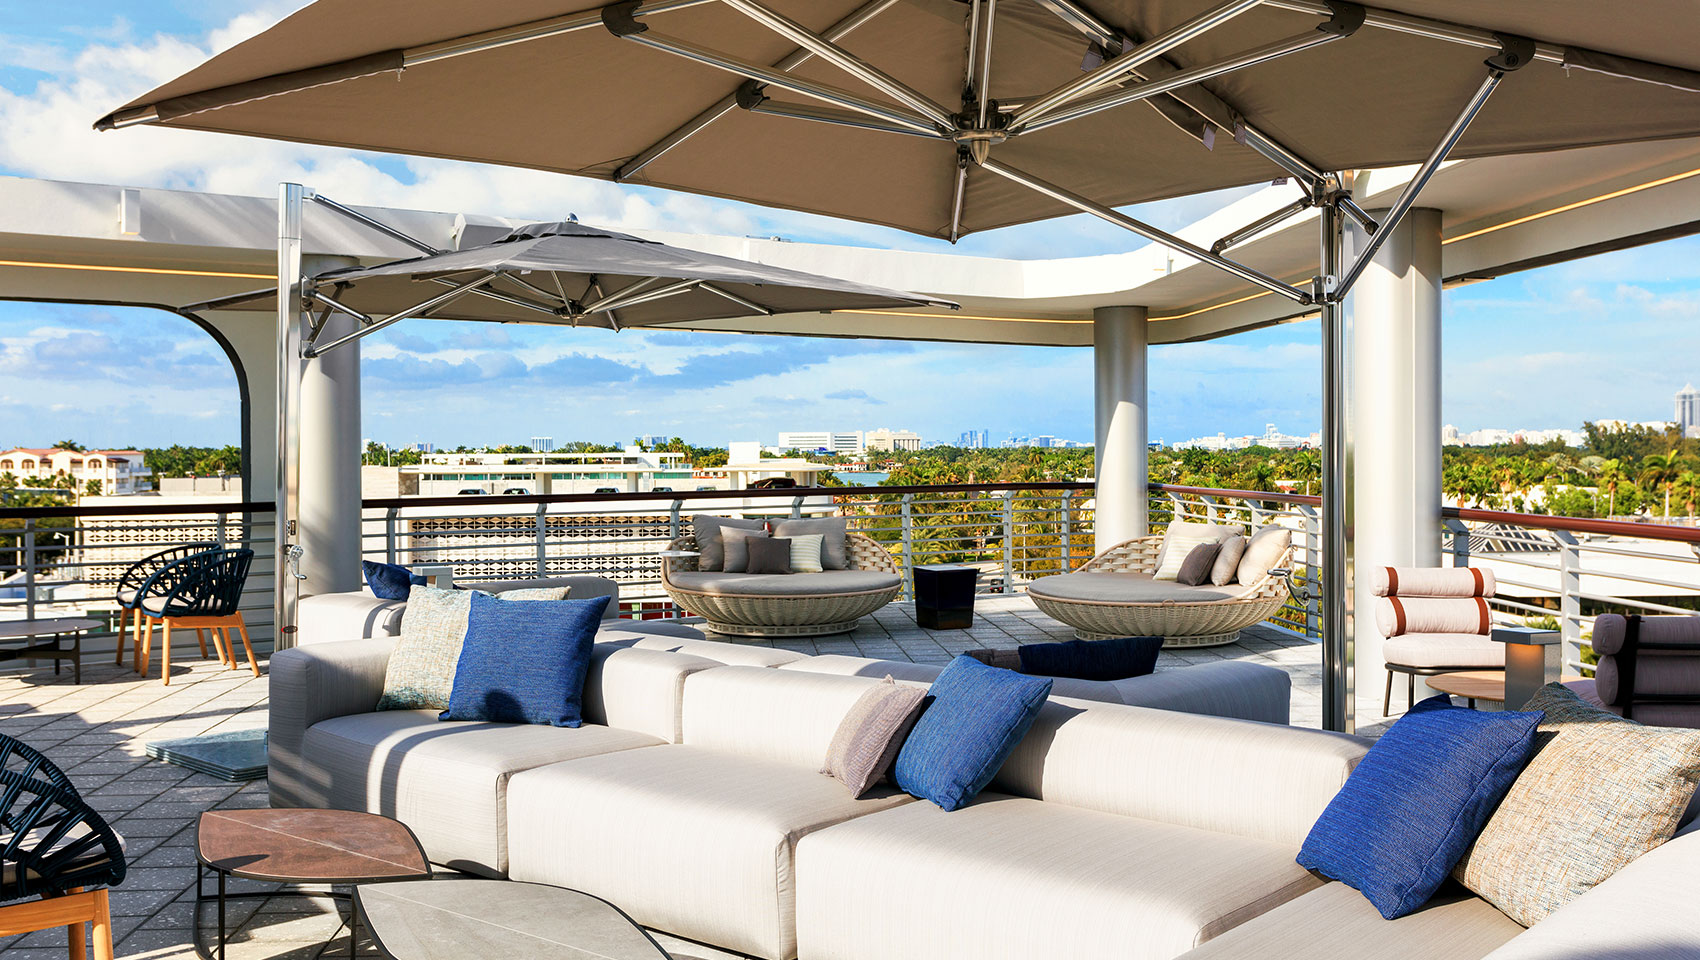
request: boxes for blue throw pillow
[1017,636,1162,681]
[1297,694,1543,919]
[893,655,1053,812]
[441,592,610,727]
[363,560,426,601]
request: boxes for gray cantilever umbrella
[190,215,957,355]
[104,0,1700,731]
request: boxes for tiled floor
[0,596,1366,960]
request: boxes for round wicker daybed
[1028,535,1294,648]
[661,531,903,638]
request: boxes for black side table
[914,564,978,629]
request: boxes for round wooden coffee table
[355,879,672,960]
[196,809,431,960]
[1429,670,1583,709]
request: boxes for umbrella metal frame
[112,0,1699,731]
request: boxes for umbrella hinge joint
[1485,33,1536,72]
[735,79,768,110]
[601,2,648,38]
[1317,2,1366,38]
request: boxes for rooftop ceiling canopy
[98,0,1700,243]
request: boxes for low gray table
[0,616,100,683]
[355,879,672,960]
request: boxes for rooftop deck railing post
[23,519,36,621]
[385,508,399,565]
[1298,504,1321,640]
[1554,529,1583,661]
[1001,490,1016,590]
[1445,517,1469,568]
[668,500,683,541]
[215,512,228,547]
[789,495,804,519]
[1061,489,1074,572]
[1202,494,1220,523]
[534,503,549,577]
[899,493,914,600]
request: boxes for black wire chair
[135,549,259,684]
[0,734,125,958]
[114,544,216,670]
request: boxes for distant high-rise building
[863,428,922,452]
[531,436,554,452]
[633,434,670,449]
[778,431,864,455]
[1677,384,1700,438]
[955,429,990,448]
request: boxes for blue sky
[2,4,1697,451]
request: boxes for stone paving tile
[0,596,1367,960]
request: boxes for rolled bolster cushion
[1371,566,1495,598]
[1375,596,1492,638]
[1591,613,1700,657]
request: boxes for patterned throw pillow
[1454,683,1700,926]
[788,533,825,574]
[822,677,926,798]
[376,584,569,711]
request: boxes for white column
[1346,207,1443,715]
[1093,306,1149,553]
[296,256,364,598]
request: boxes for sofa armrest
[1480,829,1700,959]
[1112,660,1291,724]
[267,637,396,807]
[296,591,406,643]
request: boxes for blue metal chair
[115,544,216,670]
[0,734,125,960]
[136,549,258,684]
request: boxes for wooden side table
[1429,670,1585,710]
[196,809,431,960]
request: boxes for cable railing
[0,500,278,653]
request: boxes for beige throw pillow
[1235,526,1292,585]
[1454,684,1700,926]
[788,533,825,574]
[692,515,766,571]
[377,584,571,711]
[822,677,927,798]
[1153,521,1236,581]
[1210,535,1247,585]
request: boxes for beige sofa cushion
[777,654,1120,702]
[300,709,662,877]
[581,645,726,743]
[505,745,912,960]
[1383,632,1506,669]
[1175,882,1522,960]
[682,666,884,768]
[991,697,1368,847]
[605,634,809,668]
[795,793,1321,960]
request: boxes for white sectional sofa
[270,587,1700,960]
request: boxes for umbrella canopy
[190,217,957,353]
[99,0,1700,243]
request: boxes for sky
[2,4,1697,451]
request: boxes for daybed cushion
[1382,633,1506,669]
[795,793,1323,960]
[1028,571,1242,603]
[507,745,913,960]
[667,570,902,597]
[1174,881,1522,960]
[298,709,663,877]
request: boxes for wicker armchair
[0,734,125,960]
[1028,535,1294,648]
[661,532,902,638]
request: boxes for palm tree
[1598,459,1627,517]
[1675,471,1700,520]
[1637,452,1688,517]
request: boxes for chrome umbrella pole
[274,182,307,650]
[1317,181,1352,734]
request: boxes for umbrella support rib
[740,97,947,139]
[1210,195,1314,254]
[980,158,1311,304]
[310,194,441,256]
[615,0,899,181]
[1332,64,1510,298]
[618,31,941,136]
[699,283,774,316]
[302,275,489,357]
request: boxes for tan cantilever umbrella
[186,215,957,355]
[100,0,1700,730]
